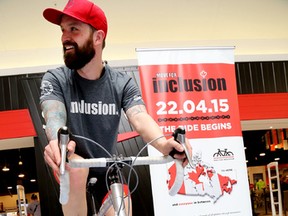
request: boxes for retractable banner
[136,47,252,216]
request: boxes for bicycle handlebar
[68,155,184,196]
[172,127,194,168]
[69,155,174,168]
[57,126,70,205]
[59,155,183,204]
[58,126,70,175]
[58,126,188,205]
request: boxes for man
[27,194,41,216]
[41,0,191,215]
[256,179,265,191]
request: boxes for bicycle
[213,148,233,157]
[57,126,190,216]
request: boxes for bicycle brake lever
[58,126,70,175]
[170,127,193,168]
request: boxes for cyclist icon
[213,148,234,157]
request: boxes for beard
[63,35,95,70]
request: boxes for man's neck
[77,58,104,80]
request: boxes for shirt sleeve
[26,204,33,214]
[39,70,65,105]
[122,76,145,112]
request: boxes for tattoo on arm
[41,100,67,141]
[126,105,147,119]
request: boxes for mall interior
[0,0,288,215]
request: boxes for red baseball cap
[43,0,108,38]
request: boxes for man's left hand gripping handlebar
[58,126,70,175]
[170,127,193,167]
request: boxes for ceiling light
[18,149,23,165]
[18,173,25,178]
[275,158,280,161]
[7,186,12,190]
[30,179,36,182]
[259,153,266,156]
[2,166,10,172]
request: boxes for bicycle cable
[70,132,168,216]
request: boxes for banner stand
[136,47,252,216]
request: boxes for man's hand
[44,139,76,174]
[166,137,192,167]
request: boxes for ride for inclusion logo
[213,148,234,161]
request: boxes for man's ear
[94,30,105,45]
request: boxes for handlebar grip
[172,127,186,142]
[169,159,184,196]
[58,126,70,175]
[170,127,193,168]
[169,127,186,158]
[59,172,70,205]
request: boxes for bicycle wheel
[225,151,234,156]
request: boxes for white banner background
[137,47,252,216]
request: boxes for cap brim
[43,8,65,26]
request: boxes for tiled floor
[255,208,272,216]
[252,192,286,216]
[254,206,286,216]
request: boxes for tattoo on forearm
[46,124,62,141]
[41,100,67,141]
[126,105,146,118]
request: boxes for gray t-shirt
[40,64,144,172]
[27,201,41,216]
